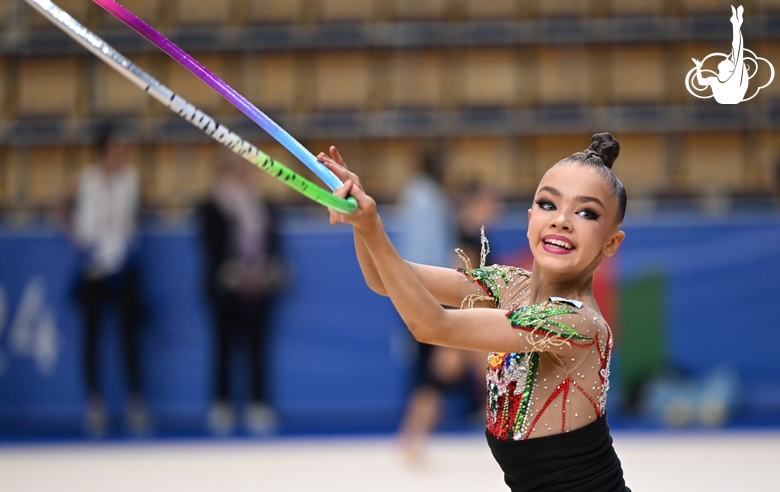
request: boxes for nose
[551,212,571,231]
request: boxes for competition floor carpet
[1,430,778,491]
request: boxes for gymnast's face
[527,163,624,279]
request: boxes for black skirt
[486,416,630,492]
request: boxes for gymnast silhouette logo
[685,5,774,104]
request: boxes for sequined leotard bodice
[458,264,613,441]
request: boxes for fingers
[329,180,355,225]
[347,180,367,200]
[333,179,354,199]
[326,177,379,231]
[318,152,349,181]
[318,148,365,193]
[329,146,346,168]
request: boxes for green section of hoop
[246,148,357,213]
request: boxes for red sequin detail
[573,381,601,416]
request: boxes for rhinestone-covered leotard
[457,264,613,441]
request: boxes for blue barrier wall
[1,212,779,436]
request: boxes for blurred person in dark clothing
[398,180,504,465]
[395,149,460,463]
[63,124,147,436]
[198,153,284,435]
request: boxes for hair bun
[587,132,620,169]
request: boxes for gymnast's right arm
[318,147,471,307]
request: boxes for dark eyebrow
[538,186,560,196]
[539,186,606,209]
[577,195,606,208]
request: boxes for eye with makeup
[577,208,601,220]
[535,198,555,211]
[536,197,601,221]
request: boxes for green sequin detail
[507,302,591,341]
[458,265,530,309]
[511,352,538,437]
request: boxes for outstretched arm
[329,178,591,354]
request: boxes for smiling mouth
[543,238,574,250]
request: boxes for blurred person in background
[197,153,284,436]
[457,182,504,261]
[394,148,461,464]
[398,182,506,466]
[61,124,147,436]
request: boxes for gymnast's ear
[602,230,625,257]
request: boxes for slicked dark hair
[553,132,627,224]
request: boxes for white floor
[1,430,778,491]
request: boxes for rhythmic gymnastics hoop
[24,0,357,214]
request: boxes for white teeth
[545,239,573,250]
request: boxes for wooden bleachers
[531,135,589,182]
[91,60,150,116]
[609,45,667,105]
[754,41,780,101]
[241,53,299,114]
[314,51,370,110]
[681,133,746,192]
[754,131,780,189]
[611,133,669,196]
[0,0,15,31]
[389,50,443,109]
[370,138,421,200]
[319,0,374,22]
[755,0,780,13]
[246,0,303,24]
[17,57,80,117]
[5,145,69,211]
[536,46,592,106]
[174,0,233,26]
[150,143,218,209]
[680,0,731,15]
[447,136,517,197]
[393,0,447,20]
[0,58,6,121]
[461,48,517,108]
[537,0,590,18]
[463,0,517,20]
[610,0,667,16]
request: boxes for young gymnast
[318,133,630,491]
